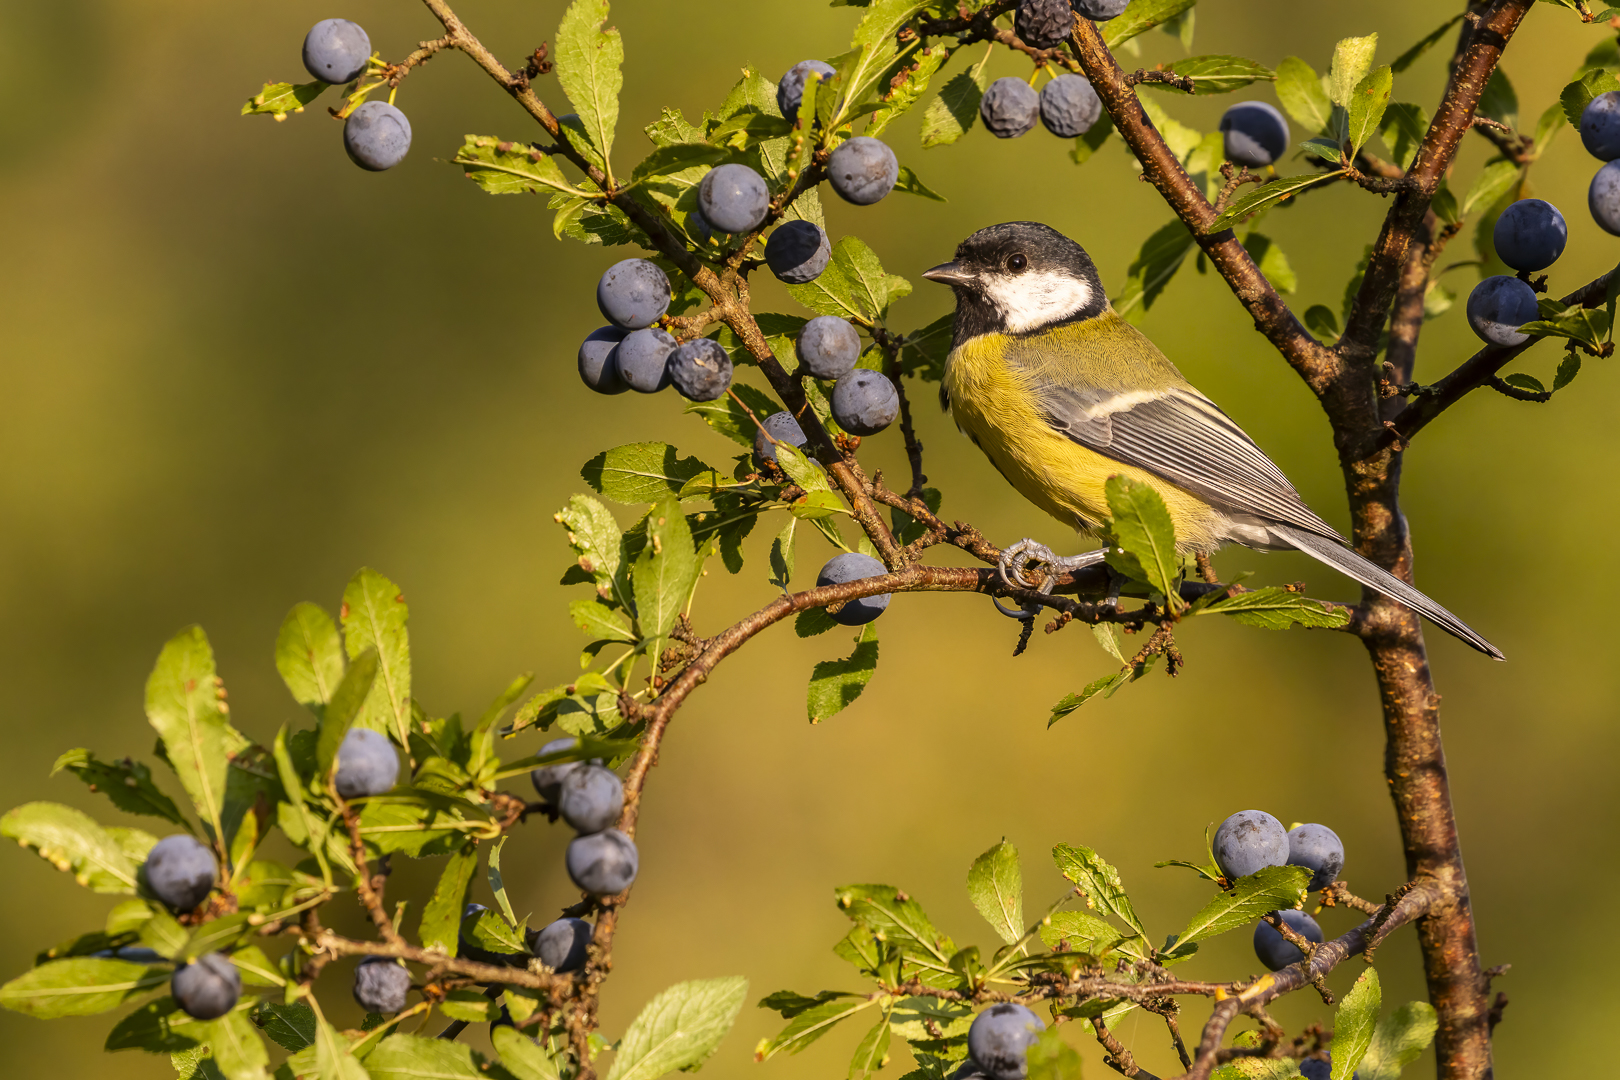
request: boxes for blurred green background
[1,0,1614,1076]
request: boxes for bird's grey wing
[1036,382,1347,543]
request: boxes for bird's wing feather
[1035,382,1347,543]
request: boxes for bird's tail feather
[1268,524,1504,661]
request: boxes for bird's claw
[998,539,1065,593]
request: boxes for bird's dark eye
[1007,253,1028,272]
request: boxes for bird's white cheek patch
[982,270,1093,333]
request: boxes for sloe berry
[353,956,411,1014]
[1039,75,1101,138]
[1493,199,1567,272]
[797,316,861,379]
[1016,0,1074,50]
[172,953,241,1020]
[698,164,770,234]
[145,834,217,912]
[566,828,639,895]
[827,137,899,205]
[597,259,671,330]
[334,728,399,799]
[1073,0,1129,18]
[344,101,412,171]
[1286,823,1344,891]
[1252,909,1324,971]
[532,737,584,803]
[966,1002,1045,1080]
[616,328,677,393]
[754,411,809,466]
[1465,276,1538,347]
[765,221,831,284]
[579,326,629,394]
[1581,91,1620,161]
[531,917,593,973]
[1220,101,1289,168]
[559,765,625,834]
[1213,810,1289,880]
[816,553,890,626]
[777,60,837,119]
[303,19,371,85]
[830,369,899,436]
[668,338,734,402]
[1590,160,1620,236]
[980,78,1039,139]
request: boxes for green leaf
[921,67,987,148]
[1,800,140,894]
[768,519,797,592]
[571,599,636,642]
[315,647,380,783]
[1520,305,1610,353]
[870,44,953,137]
[1274,57,1332,134]
[274,603,345,717]
[1102,0,1197,48]
[686,382,785,446]
[250,999,316,1053]
[787,235,901,324]
[1479,69,1518,131]
[1052,843,1146,938]
[1143,55,1274,95]
[364,1032,482,1078]
[1070,111,1115,165]
[1533,100,1565,156]
[554,0,623,168]
[420,845,479,956]
[1175,865,1310,946]
[1356,1001,1438,1080]
[634,497,700,644]
[604,976,748,1080]
[966,840,1023,945]
[1329,34,1378,108]
[1113,219,1196,321]
[807,623,880,723]
[1039,910,1125,954]
[1330,968,1382,1080]
[494,1026,562,1080]
[1390,13,1462,73]
[1501,373,1545,393]
[106,996,207,1052]
[455,137,579,195]
[1298,137,1344,165]
[893,164,946,201]
[1207,172,1342,233]
[1346,66,1392,154]
[1242,234,1296,293]
[241,81,326,119]
[51,749,188,826]
[848,1016,891,1080]
[1377,102,1428,171]
[1554,353,1583,391]
[146,626,234,844]
[139,906,190,958]
[1136,92,1204,159]
[206,1008,271,1080]
[1461,160,1521,217]
[1103,476,1180,601]
[1198,586,1349,629]
[583,443,713,504]
[757,996,877,1060]
[557,493,626,599]
[341,568,412,746]
[1304,305,1340,341]
[629,143,728,183]
[461,907,528,959]
[174,1046,228,1080]
[835,0,936,128]
[1562,69,1620,129]
[835,884,954,966]
[314,1011,371,1080]
[0,957,168,1018]
[1026,1025,1082,1080]
[440,988,501,1022]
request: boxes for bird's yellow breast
[942,318,1228,550]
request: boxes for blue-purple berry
[172,953,241,1020]
[1285,823,1344,891]
[967,1003,1045,1080]
[566,829,639,895]
[353,956,411,1013]
[668,338,734,401]
[532,917,593,973]
[1220,101,1289,168]
[1039,75,1102,138]
[1580,91,1620,161]
[830,369,898,436]
[765,221,831,284]
[334,728,399,799]
[303,19,371,84]
[616,328,677,393]
[1253,909,1323,971]
[777,60,836,119]
[145,834,218,912]
[558,765,625,834]
[797,316,861,379]
[827,137,898,205]
[1213,810,1289,880]
[754,411,809,466]
[1466,276,1538,347]
[578,326,629,394]
[981,78,1039,139]
[1493,199,1567,272]
[344,101,412,171]
[816,553,890,626]
[1590,160,1620,236]
[597,259,671,330]
[698,164,770,234]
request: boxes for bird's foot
[997,539,1107,594]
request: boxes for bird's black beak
[922,261,974,286]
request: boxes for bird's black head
[922,221,1107,343]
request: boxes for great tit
[922,221,1502,660]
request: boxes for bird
[920,220,1502,660]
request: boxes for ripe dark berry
[531,737,584,803]
[796,316,861,379]
[558,765,625,834]
[698,164,770,234]
[1465,276,1538,347]
[1493,199,1567,272]
[531,917,593,973]
[830,369,899,436]
[616,328,677,393]
[754,411,809,465]
[579,327,629,394]
[1220,101,1289,168]
[1581,91,1620,161]
[566,828,639,895]
[353,956,411,1014]
[966,1003,1045,1080]
[777,60,837,119]
[816,553,890,626]
[303,19,371,85]
[145,834,217,912]
[765,221,831,284]
[1213,810,1289,880]
[596,259,671,330]
[1073,0,1129,19]
[344,102,412,171]
[668,338,734,401]
[334,728,399,799]
[1285,824,1344,891]
[1016,0,1074,49]
[1590,160,1620,235]
[1252,909,1323,971]
[981,78,1040,139]
[172,953,241,1020]
[1039,75,1101,138]
[1299,1057,1331,1080]
[827,137,899,205]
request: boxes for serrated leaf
[557,493,625,600]
[341,568,412,746]
[835,884,954,967]
[870,44,952,136]
[966,840,1023,944]
[314,647,380,782]
[1378,102,1428,171]
[250,999,316,1053]
[1554,353,1583,390]
[555,0,623,168]
[146,626,234,843]
[807,623,879,723]
[361,1032,480,1078]
[685,383,783,446]
[1275,57,1332,134]
[1461,160,1521,217]
[314,1012,371,1080]
[1103,0,1197,48]
[920,68,987,148]
[629,142,728,183]
[494,1026,562,1080]
[1501,373,1544,393]
[1562,69,1620,129]
[835,0,936,128]
[1113,219,1196,321]
[0,802,138,893]
[207,1008,271,1080]
[1176,865,1310,946]
[419,844,478,956]
[274,602,345,717]
[1346,65,1392,154]
[787,235,899,324]
[605,976,748,1080]
[455,136,579,195]
[583,443,714,504]
[1142,55,1274,95]
[241,81,326,119]
[571,599,635,642]
[1207,172,1342,233]
[1052,843,1146,938]
[757,996,877,1060]
[893,164,946,201]
[1329,34,1378,108]
[634,497,699,645]
[106,996,207,1052]
[848,1016,890,1080]
[1390,13,1462,74]
[1039,910,1125,954]
[51,749,188,826]
[1479,69,1517,131]
[0,958,168,1018]
[1330,968,1382,1080]
[1103,476,1180,601]
[1356,1001,1438,1080]
[1198,586,1348,629]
